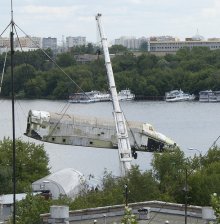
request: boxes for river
[1,99,220,178]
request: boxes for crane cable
[0,48,8,94]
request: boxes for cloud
[201,0,220,18]
[21,5,84,16]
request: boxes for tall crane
[95,13,132,176]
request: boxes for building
[0,37,10,48]
[14,36,41,48]
[40,201,216,224]
[42,37,57,51]
[149,39,220,53]
[66,36,86,48]
[32,168,85,199]
[0,36,41,52]
[114,36,147,49]
[0,193,27,222]
[150,36,179,42]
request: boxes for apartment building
[66,36,86,48]
[114,36,147,49]
[42,37,57,50]
[14,36,41,48]
[0,36,41,50]
[0,37,10,48]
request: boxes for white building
[0,36,41,52]
[114,36,147,49]
[0,193,27,222]
[0,37,10,48]
[32,168,85,199]
[149,36,179,42]
[14,36,41,48]
[149,40,220,52]
[66,36,86,48]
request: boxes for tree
[86,43,95,54]
[56,52,76,67]
[15,193,51,224]
[139,41,148,52]
[188,147,220,205]
[109,45,128,54]
[0,138,50,194]
[124,166,160,202]
[151,148,186,202]
[121,206,138,224]
[211,193,220,223]
[14,193,72,224]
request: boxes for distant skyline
[1,0,220,43]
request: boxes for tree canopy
[13,146,220,223]
[0,138,50,194]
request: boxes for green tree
[109,45,128,54]
[56,52,76,67]
[86,43,95,54]
[151,148,186,202]
[188,147,220,205]
[121,206,138,224]
[211,193,220,223]
[0,138,50,194]
[15,193,51,224]
[139,41,148,52]
[14,193,72,224]
[124,166,160,202]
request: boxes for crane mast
[95,13,132,176]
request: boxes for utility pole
[124,184,128,206]
[184,168,188,224]
[10,0,16,223]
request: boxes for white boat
[68,89,135,103]
[68,91,110,103]
[117,89,135,101]
[165,89,195,102]
[199,90,220,102]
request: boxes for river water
[1,99,220,178]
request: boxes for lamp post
[188,147,202,155]
[124,184,128,206]
[103,214,106,224]
[183,168,188,224]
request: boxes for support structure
[95,13,132,176]
[10,1,16,223]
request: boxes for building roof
[32,168,85,197]
[0,193,26,205]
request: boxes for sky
[1,0,220,44]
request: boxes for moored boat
[117,89,135,101]
[199,90,220,102]
[165,89,195,102]
[68,89,135,103]
[68,91,110,103]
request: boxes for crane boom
[95,13,132,176]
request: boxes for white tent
[32,168,85,199]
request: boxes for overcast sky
[1,0,220,43]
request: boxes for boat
[68,89,135,103]
[199,90,220,102]
[165,89,195,102]
[117,89,135,101]
[68,91,110,103]
[25,110,177,153]
[215,91,220,101]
